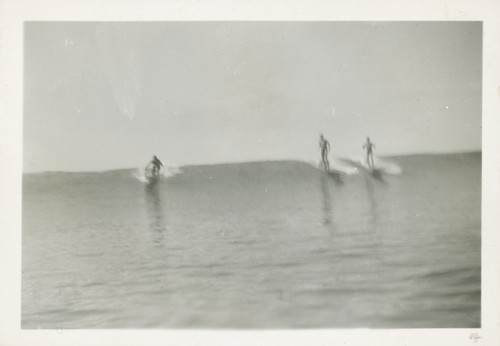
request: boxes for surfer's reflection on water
[364,174,385,267]
[144,183,167,247]
[364,175,379,226]
[369,168,386,183]
[327,171,344,185]
[319,174,334,229]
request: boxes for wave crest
[132,165,183,183]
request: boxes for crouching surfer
[146,155,164,179]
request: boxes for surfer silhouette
[319,134,331,171]
[363,137,375,169]
[149,155,164,176]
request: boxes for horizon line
[23,150,481,175]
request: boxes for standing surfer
[319,134,331,171]
[363,137,375,169]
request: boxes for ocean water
[22,153,481,329]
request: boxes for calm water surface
[22,153,481,328]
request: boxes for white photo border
[1,0,499,345]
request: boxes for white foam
[132,169,149,183]
[132,165,183,183]
[314,158,359,175]
[347,155,403,175]
[162,165,183,178]
[376,158,403,175]
[330,158,359,175]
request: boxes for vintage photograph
[22,22,481,329]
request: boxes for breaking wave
[132,165,183,183]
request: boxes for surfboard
[326,168,345,176]
[340,158,382,175]
[144,163,161,184]
[368,167,382,176]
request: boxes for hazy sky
[24,22,482,172]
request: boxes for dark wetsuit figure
[319,135,331,171]
[363,137,375,169]
[150,156,164,176]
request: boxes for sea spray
[347,155,403,175]
[133,165,183,183]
